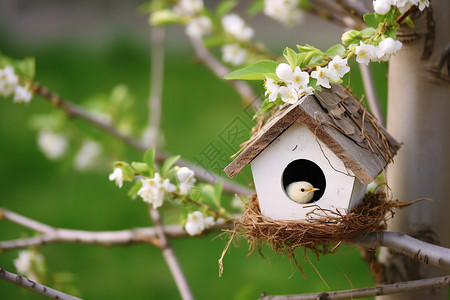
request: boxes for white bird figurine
[286,181,319,204]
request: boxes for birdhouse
[224,85,400,220]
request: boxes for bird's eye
[300,188,305,192]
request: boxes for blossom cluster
[355,38,402,65]
[265,56,350,104]
[109,165,198,209]
[173,0,211,38]
[0,65,32,103]
[373,0,430,15]
[14,250,45,282]
[221,14,254,65]
[184,211,215,236]
[138,173,176,209]
[264,0,303,26]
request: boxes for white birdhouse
[224,85,400,220]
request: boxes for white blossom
[311,66,334,88]
[173,0,203,16]
[186,16,211,37]
[14,250,44,282]
[264,77,280,102]
[278,85,299,104]
[416,0,430,11]
[176,167,196,195]
[13,85,32,103]
[137,173,175,208]
[355,42,377,65]
[264,0,303,26]
[276,63,294,82]
[291,66,310,90]
[328,56,351,78]
[222,44,248,65]
[184,211,215,236]
[109,168,124,188]
[377,37,402,61]
[74,140,102,171]
[37,130,68,160]
[0,65,19,97]
[373,0,391,15]
[222,14,254,41]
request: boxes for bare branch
[145,26,165,148]
[0,208,230,250]
[260,275,450,300]
[0,267,82,300]
[188,36,261,111]
[351,232,450,269]
[358,63,385,125]
[32,82,254,196]
[149,207,194,300]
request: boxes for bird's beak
[307,188,319,192]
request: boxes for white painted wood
[251,123,364,220]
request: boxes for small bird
[286,181,319,204]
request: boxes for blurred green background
[0,1,389,299]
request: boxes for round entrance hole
[282,159,326,203]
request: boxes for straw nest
[219,192,423,276]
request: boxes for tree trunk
[378,1,450,299]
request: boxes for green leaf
[143,148,155,170]
[161,155,181,177]
[224,60,279,80]
[247,0,264,16]
[363,13,379,28]
[325,44,346,58]
[401,16,414,28]
[128,180,143,200]
[199,184,220,209]
[253,98,278,119]
[216,0,238,17]
[132,162,150,174]
[384,28,397,39]
[360,27,376,38]
[149,9,183,26]
[304,52,326,66]
[297,44,322,53]
[14,57,35,81]
[213,181,223,206]
[283,47,299,69]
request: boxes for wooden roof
[224,85,400,184]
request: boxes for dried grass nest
[219,191,423,276]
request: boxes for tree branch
[0,208,231,250]
[0,267,82,300]
[149,207,194,300]
[188,36,261,111]
[260,275,450,300]
[351,231,450,269]
[31,82,254,196]
[145,26,165,148]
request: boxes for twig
[260,275,450,300]
[0,267,82,300]
[351,231,450,269]
[0,208,231,250]
[32,82,254,196]
[188,36,261,111]
[145,26,165,148]
[358,63,385,125]
[149,207,194,300]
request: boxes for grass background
[0,9,389,299]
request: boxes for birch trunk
[378,1,450,299]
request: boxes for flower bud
[341,30,362,46]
